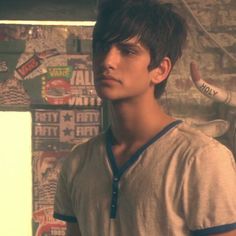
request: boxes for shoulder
[167,121,234,164]
[173,121,217,147]
[60,132,105,181]
[71,132,105,158]
[182,122,235,168]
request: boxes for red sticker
[16,55,41,78]
[45,78,71,105]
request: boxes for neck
[108,96,175,145]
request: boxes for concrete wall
[160,0,236,122]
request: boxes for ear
[150,57,172,85]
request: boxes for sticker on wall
[32,108,102,236]
[16,54,42,79]
[32,151,67,236]
[32,109,102,151]
[0,77,30,105]
[33,208,66,236]
[19,54,102,107]
[67,55,101,106]
[42,66,72,105]
[0,25,102,109]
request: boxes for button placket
[110,176,120,218]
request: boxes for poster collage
[0,24,102,236]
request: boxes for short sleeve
[53,160,77,223]
[182,142,236,235]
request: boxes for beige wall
[160,0,236,122]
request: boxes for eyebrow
[116,41,144,51]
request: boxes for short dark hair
[93,0,187,98]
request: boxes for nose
[102,46,120,70]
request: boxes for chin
[95,88,119,100]
[98,94,127,103]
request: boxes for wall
[161,0,235,116]
[159,0,236,152]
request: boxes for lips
[95,74,121,84]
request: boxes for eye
[118,44,138,56]
[120,48,137,55]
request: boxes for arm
[183,142,236,235]
[66,222,81,236]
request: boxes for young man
[54,0,236,235]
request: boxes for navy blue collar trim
[191,223,236,236]
[53,212,77,223]
[105,120,182,178]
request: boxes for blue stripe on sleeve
[53,212,77,223]
[191,223,236,236]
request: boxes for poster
[32,108,102,236]
[0,25,101,108]
[0,24,103,236]
[33,152,66,236]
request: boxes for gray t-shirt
[54,121,236,235]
